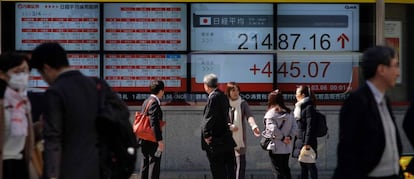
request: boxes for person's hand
[253,127,261,137]
[157,141,165,151]
[204,136,212,145]
[283,136,291,144]
[229,123,238,132]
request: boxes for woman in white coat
[262,90,297,179]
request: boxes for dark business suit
[43,70,100,179]
[333,84,402,179]
[201,88,236,179]
[140,95,163,179]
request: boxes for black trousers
[140,139,161,179]
[206,147,236,179]
[3,159,29,179]
[269,153,292,179]
[300,162,318,179]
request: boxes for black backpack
[314,110,328,137]
[93,78,137,179]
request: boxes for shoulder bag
[133,99,165,142]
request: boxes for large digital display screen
[103,54,187,92]
[104,3,187,51]
[191,54,274,92]
[277,4,359,51]
[29,54,100,88]
[276,53,360,93]
[15,2,100,51]
[191,3,274,51]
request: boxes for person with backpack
[262,90,296,179]
[292,85,318,179]
[30,42,102,179]
[225,82,260,179]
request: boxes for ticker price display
[191,54,274,92]
[191,3,273,51]
[277,4,359,51]
[104,3,187,51]
[29,54,100,88]
[103,54,187,92]
[15,2,100,51]
[277,53,360,93]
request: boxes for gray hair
[203,73,218,88]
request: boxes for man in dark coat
[138,80,165,179]
[201,73,236,179]
[333,46,402,179]
[30,42,100,179]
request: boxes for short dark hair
[150,80,164,95]
[0,52,29,72]
[30,42,69,71]
[361,45,396,80]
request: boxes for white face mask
[8,72,29,91]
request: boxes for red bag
[133,99,165,142]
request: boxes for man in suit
[201,73,236,179]
[333,46,402,179]
[139,80,165,179]
[30,42,101,179]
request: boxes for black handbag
[260,119,285,150]
[260,137,271,150]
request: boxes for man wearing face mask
[0,52,36,179]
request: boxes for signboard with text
[29,54,100,88]
[191,3,274,51]
[15,2,100,51]
[104,3,187,51]
[103,54,187,92]
[277,4,359,51]
[277,52,360,94]
[191,53,274,92]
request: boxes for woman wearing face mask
[0,52,35,179]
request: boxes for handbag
[133,99,165,142]
[260,137,272,150]
[260,119,285,150]
[298,146,316,163]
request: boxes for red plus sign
[249,64,260,75]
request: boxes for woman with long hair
[262,89,296,179]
